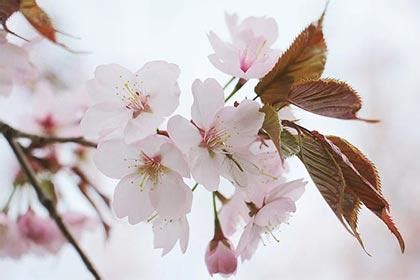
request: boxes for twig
[3,134,101,279]
[0,121,97,148]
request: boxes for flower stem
[225,78,247,102]
[223,77,236,90]
[212,191,220,229]
[3,134,101,279]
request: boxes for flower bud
[205,237,237,277]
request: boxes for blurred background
[0,0,419,279]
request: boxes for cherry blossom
[19,81,87,137]
[94,134,192,224]
[208,13,279,80]
[167,78,264,191]
[81,61,181,143]
[152,215,189,255]
[236,179,306,261]
[0,31,38,97]
[17,209,95,255]
[0,213,29,258]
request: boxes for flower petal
[81,102,131,140]
[191,78,224,130]
[112,174,154,224]
[123,113,164,144]
[160,142,190,178]
[94,139,139,179]
[189,147,222,191]
[167,115,202,153]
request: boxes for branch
[3,134,101,279]
[0,121,97,148]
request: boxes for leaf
[288,79,378,122]
[280,129,300,158]
[327,136,405,252]
[20,0,57,43]
[255,10,327,106]
[39,179,57,205]
[260,104,282,157]
[285,121,405,253]
[0,0,25,40]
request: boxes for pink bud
[18,210,57,244]
[205,238,238,277]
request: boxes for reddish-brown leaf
[287,79,378,122]
[255,12,327,106]
[284,120,405,253]
[327,136,405,252]
[0,0,24,40]
[260,104,283,158]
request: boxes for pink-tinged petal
[149,173,192,218]
[243,48,280,79]
[81,102,131,140]
[134,134,169,157]
[167,115,202,153]
[90,64,134,103]
[152,216,189,255]
[266,179,307,203]
[178,216,190,253]
[191,78,224,130]
[224,13,239,39]
[0,213,29,258]
[217,100,264,148]
[240,16,278,45]
[236,218,262,261]
[113,174,154,225]
[207,31,238,60]
[254,197,296,227]
[134,61,180,93]
[0,69,13,97]
[123,113,164,144]
[94,139,138,179]
[190,146,222,191]
[160,142,190,178]
[219,192,249,236]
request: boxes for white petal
[160,142,190,178]
[189,147,222,191]
[191,78,224,130]
[149,173,192,218]
[80,102,131,140]
[167,115,202,153]
[254,197,296,227]
[0,69,13,97]
[123,113,164,144]
[266,179,307,203]
[94,139,138,179]
[217,100,264,148]
[152,216,188,256]
[90,64,134,103]
[112,174,154,224]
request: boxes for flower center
[121,82,151,118]
[138,152,168,186]
[198,125,229,151]
[37,114,56,135]
[239,39,267,73]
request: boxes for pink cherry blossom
[17,210,95,255]
[208,13,279,80]
[81,61,181,143]
[0,31,38,97]
[205,238,238,277]
[236,179,306,261]
[0,213,29,258]
[152,215,189,255]
[19,81,87,137]
[167,78,264,191]
[94,134,192,224]
[218,191,249,237]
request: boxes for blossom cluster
[0,12,306,278]
[80,13,306,276]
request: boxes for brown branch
[0,121,97,148]
[3,134,101,279]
